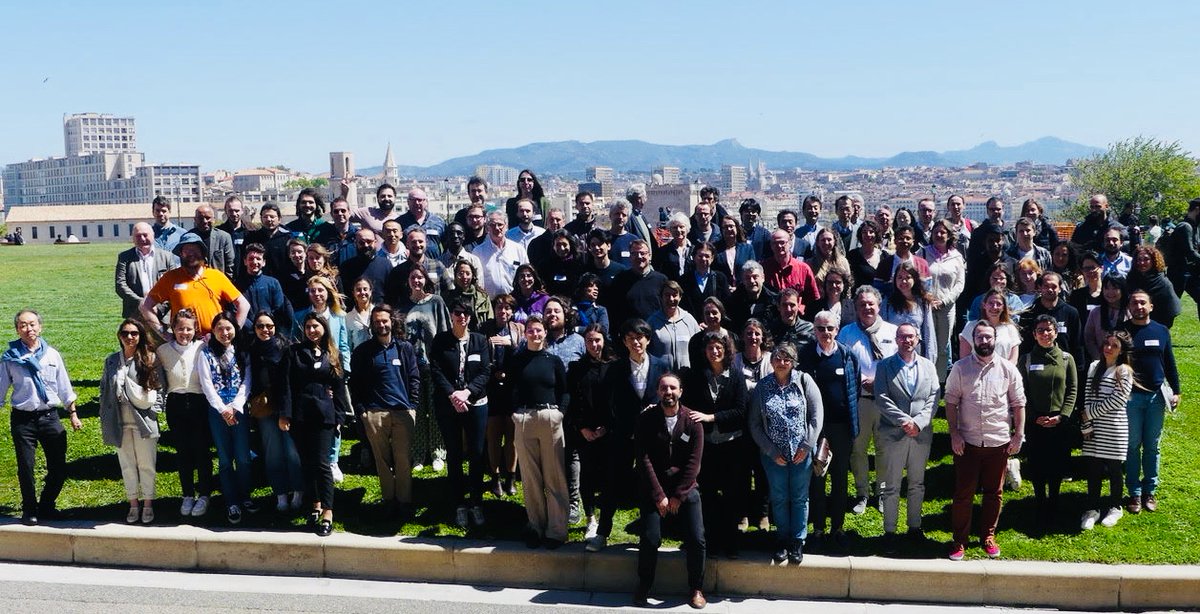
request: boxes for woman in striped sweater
[1079,331,1133,531]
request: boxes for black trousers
[1087,456,1124,511]
[1025,422,1070,499]
[698,437,751,551]
[638,488,706,591]
[809,422,853,532]
[12,409,68,515]
[577,432,614,534]
[434,401,488,506]
[165,392,214,498]
[293,421,336,510]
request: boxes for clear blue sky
[3,0,1198,173]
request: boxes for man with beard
[285,188,337,247]
[944,320,1026,561]
[350,305,422,517]
[347,183,403,235]
[324,197,360,266]
[607,199,639,268]
[1072,193,1127,254]
[837,285,898,515]
[339,228,378,292]
[235,242,294,335]
[438,223,483,290]
[767,288,816,353]
[115,222,178,319]
[190,204,237,278]
[385,227,450,305]
[396,188,445,257]
[462,203,489,251]
[218,196,249,276]
[505,198,545,250]
[245,202,291,276]
[1,309,84,525]
[1121,290,1181,515]
[633,373,707,610]
[1099,227,1132,278]
[141,233,250,336]
[968,197,1011,265]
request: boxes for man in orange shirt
[141,233,249,336]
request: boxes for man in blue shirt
[235,243,295,336]
[151,196,184,252]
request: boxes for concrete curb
[1,520,1197,611]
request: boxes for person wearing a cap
[141,233,250,336]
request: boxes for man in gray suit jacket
[115,222,179,318]
[875,322,939,548]
[190,204,236,278]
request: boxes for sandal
[316,518,333,537]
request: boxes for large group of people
[1,181,1193,610]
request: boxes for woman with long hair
[715,215,755,288]
[847,220,887,291]
[444,259,493,330]
[1018,314,1078,525]
[805,227,850,287]
[294,274,352,482]
[1084,275,1129,364]
[156,309,214,519]
[505,169,550,228]
[566,323,616,551]
[429,300,494,528]
[811,266,856,326]
[100,318,162,524]
[246,310,304,513]
[394,263,451,474]
[197,312,254,524]
[960,289,1021,363]
[1051,242,1082,293]
[481,294,524,496]
[305,243,342,294]
[542,230,584,298]
[916,219,966,382]
[511,263,550,323]
[881,263,937,362]
[346,277,375,350]
[284,311,349,536]
[683,331,750,559]
[1079,331,1133,531]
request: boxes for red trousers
[951,443,1008,545]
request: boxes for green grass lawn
[0,242,1197,563]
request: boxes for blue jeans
[208,407,252,505]
[761,452,813,545]
[1125,389,1166,497]
[258,415,304,495]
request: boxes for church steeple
[383,143,398,182]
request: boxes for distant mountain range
[360,136,1102,177]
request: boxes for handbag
[248,391,274,419]
[121,367,157,411]
[812,437,833,477]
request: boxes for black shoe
[36,506,64,521]
[633,583,650,607]
[832,530,850,553]
[772,547,788,563]
[524,530,542,549]
[806,531,824,554]
[724,546,740,560]
[881,532,899,555]
[787,543,804,565]
[315,519,333,537]
[906,527,926,544]
[543,538,564,550]
[20,513,37,526]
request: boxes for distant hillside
[358,136,1101,177]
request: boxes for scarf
[2,339,49,403]
[862,317,885,360]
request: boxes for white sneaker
[1100,507,1124,528]
[331,463,344,483]
[585,535,607,552]
[454,505,469,529]
[1080,509,1100,530]
[585,515,599,540]
[432,458,445,472]
[289,491,303,511]
[191,496,209,517]
[180,496,195,517]
[276,494,288,513]
[413,464,425,472]
[1005,458,1023,491]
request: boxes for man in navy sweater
[1121,289,1180,515]
[235,243,294,336]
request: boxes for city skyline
[3,1,1198,173]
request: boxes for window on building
[66,226,73,237]
[49,226,56,238]
[81,225,88,238]
[128,224,134,235]
[31,227,38,240]
[114,224,120,237]
[97,224,103,238]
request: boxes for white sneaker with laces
[180,497,195,517]
[331,463,344,483]
[1005,458,1022,490]
[585,515,599,539]
[1080,509,1101,530]
[1100,507,1124,528]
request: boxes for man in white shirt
[505,199,545,249]
[475,211,529,297]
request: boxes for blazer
[605,354,669,438]
[681,365,748,439]
[679,269,732,317]
[874,353,939,436]
[635,404,704,505]
[652,242,693,282]
[286,344,349,426]
[114,246,178,318]
[428,331,493,407]
[713,242,755,286]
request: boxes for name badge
[427,230,440,236]
[1145,339,1160,347]
[234,238,244,245]
[391,358,402,366]
[173,283,189,290]
[1029,364,1045,371]
[467,354,482,362]
[880,338,894,345]
[680,432,691,442]
[835,368,845,375]
[621,251,631,258]
[1057,324,1067,333]
[554,275,567,282]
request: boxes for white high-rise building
[63,112,138,156]
[586,166,614,183]
[721,165,747,194]
[653,165,681,185]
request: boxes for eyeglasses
[119,330,140,338]
[451,311,471,317]
[815,325,837,331]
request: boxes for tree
[1069,137,1200,223]
[283,177,330,190]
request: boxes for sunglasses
[119,330,140,338]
